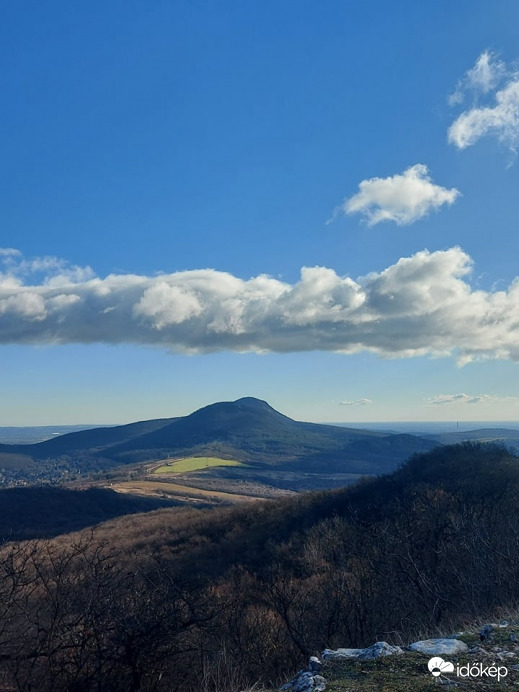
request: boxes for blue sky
[2,1,519,424]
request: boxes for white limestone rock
[309,656,322,672]
[361,642,404,659]
[323,641,403,660]
[408,638,468,655]
[322,648,360,660]
[279,670,326,691]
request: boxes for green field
[153,457,244,474]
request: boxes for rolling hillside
[0,442,517,690]
[0,398,439,483]
[4,442,515,691]
[424,427,519,451]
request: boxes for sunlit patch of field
[152,457,244,474]
[111,480,261,504]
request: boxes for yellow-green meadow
[153,457,244,474]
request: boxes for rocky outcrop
[279,643,403,690]
[279,622,519,691]
[408,638,469,655]
[323,641,403,660]
[279,660,326,691]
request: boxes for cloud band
[1,247,519,363]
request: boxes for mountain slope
[0,398,438,480]
[0,417,176,458]
[105,397,396,464]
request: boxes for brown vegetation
[0,443,518,690]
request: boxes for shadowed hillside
[0,486,182,540]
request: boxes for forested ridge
[1,442,518,690]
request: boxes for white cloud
[0,248,95,287]
[0,292,47,321]
[467,50,506,93]
[449,50,506,105]
[333,164,460,226]
[449,80,519,151]
[340,399,373,406]
[134,282,204,329]
[3,247,519,363]
[0,248,22,258]
[426,393,519,406]
[448,52,519,152]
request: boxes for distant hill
[103,397,397,465]
[0,398,439,480]
[424,427,519,451]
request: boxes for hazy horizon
[3,414,519,434]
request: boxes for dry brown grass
[111,479,263,504]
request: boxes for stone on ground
[408,638,469,655]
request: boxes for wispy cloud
[2,247,519,363]
[448,51,519,153]
[449,50,506,105]
[0,248,22,258]
[331,164,460,226]
[0,251,95,289]
[426,393,519,406]
[340,399,373,406]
